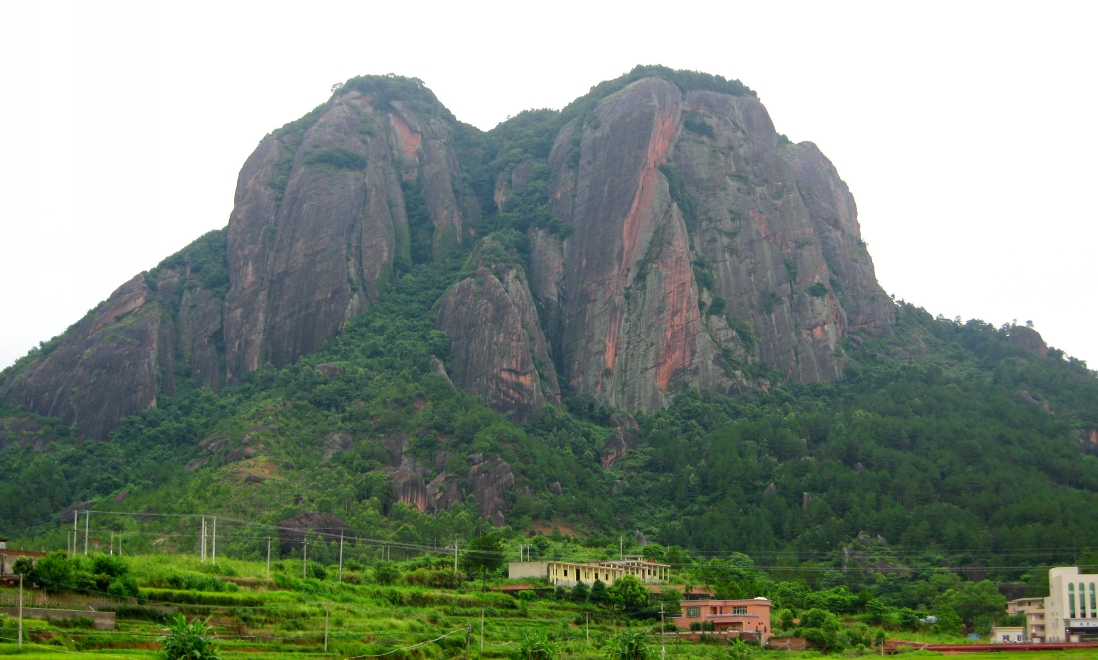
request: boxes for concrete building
[1007,597,1045,641]
[672,598,772,643]
[1044,567,1098,642]
[0,542,46,576]
[990,626,1025,643]
[507,556,670,587]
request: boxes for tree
[11,557,35,578]
[609,574,649,612]
[940,580,1007,628]
[590,579,609,604]
[933,605,964,636]
[571,581,589,602]
[34,551,73,594]
[158,614,220,660]
[459,534,504,591]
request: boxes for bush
[514,630,560,660]
[604,629,650,660]
[157,614,220,660]
[303,147,367,170]
[374,563,400,585]
[806,282,828,298]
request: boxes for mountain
[2,68,1098,569]
[1,68,892,438]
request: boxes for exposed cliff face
[2,69,896,438]
[532,77,894,411]
[222,87,469,380]
[435,239,560,420]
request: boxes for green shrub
[303,147,367,171]
[806,282,828,298]
[157,614,220,660]
[374,563,400,585]
[514,630,560,660]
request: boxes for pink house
[673,598,772,641]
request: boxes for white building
[508,556,670,587]
[1044,567,1098,642]
[1007,597,1045,641]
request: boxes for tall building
[1044,567,1098,642]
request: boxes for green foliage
[659,164,697,230]
[570,581,589,603]
[153,230,230,299]
[303,147,367,171]
[603,628,651,660]
[33,551,74,594]
[590,578,609,604]
[374,563,400,585]
[157,614,221,660]
[514,630,560,660]
[935,580,1006,627]
[706,297,726,317]
[460,533,505,590]
[683,113,715,140]
[759,290,782,313]
[806,282,828,298]
[727,318,757,352]
[336,74,454,121]
[933,605,964,636]
[12,557,34,576]
[608,574,649,612]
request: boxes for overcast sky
[1,1,1095,371]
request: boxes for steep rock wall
[223,90,469,379]
[435,239,560,420]
[545,78,729,411]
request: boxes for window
[686,607,701,618]
[1091,583,1096,617]
[731,606,748,615]
[564,569,568,577]
[1081,583,1088,618]
[1070,583,1076,618]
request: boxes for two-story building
[0,538,46,577]
[1044,567,1098,642]
[1007,597,1045,641]
[672,598,772,643]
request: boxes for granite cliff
[1,68,895,438]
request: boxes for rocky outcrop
[468,457,515,526]
[387,468,427,512]
[222,85,469,380]
[276,512,350,554]
[534,76,895,411]
[600,428,640,469]
[1010,326,1048,356]
[426,471,463,512]
[435,239,559,420]
[0,275,176,441]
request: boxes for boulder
[1010,326,1049,357]
[468,457,515,526]
[600,428,640,469]
[276,512,349,553]
[386,468,427,512]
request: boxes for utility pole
[324,608,329,652]
[72,510,78,557]
[303,541,308,579]
[119,532,122,555]
[212,517,217,564]
[620,536,623,560]
[200,517,206,562]
[266,537,271,578]
[111,532,114,556]
[465,625,471,660]
[586,612,590,645]
[454,543,458,573]
[660,603,666,660]
[480,609,484,652]
[338,531,344,583]
[83,510,89,555]
[18,573,23,649]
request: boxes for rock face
[435,239,560,420]
[276,512,350,554]
[222,87,470,381]
[1010,326,1048,356]
[533,77,895,411]
[600,428,640,469]
[2,69,898,438]
[468,457,515,526]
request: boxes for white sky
[1,1,1095,371]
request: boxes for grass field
[0,554,1086,659]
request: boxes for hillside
[2,67,1098,582]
